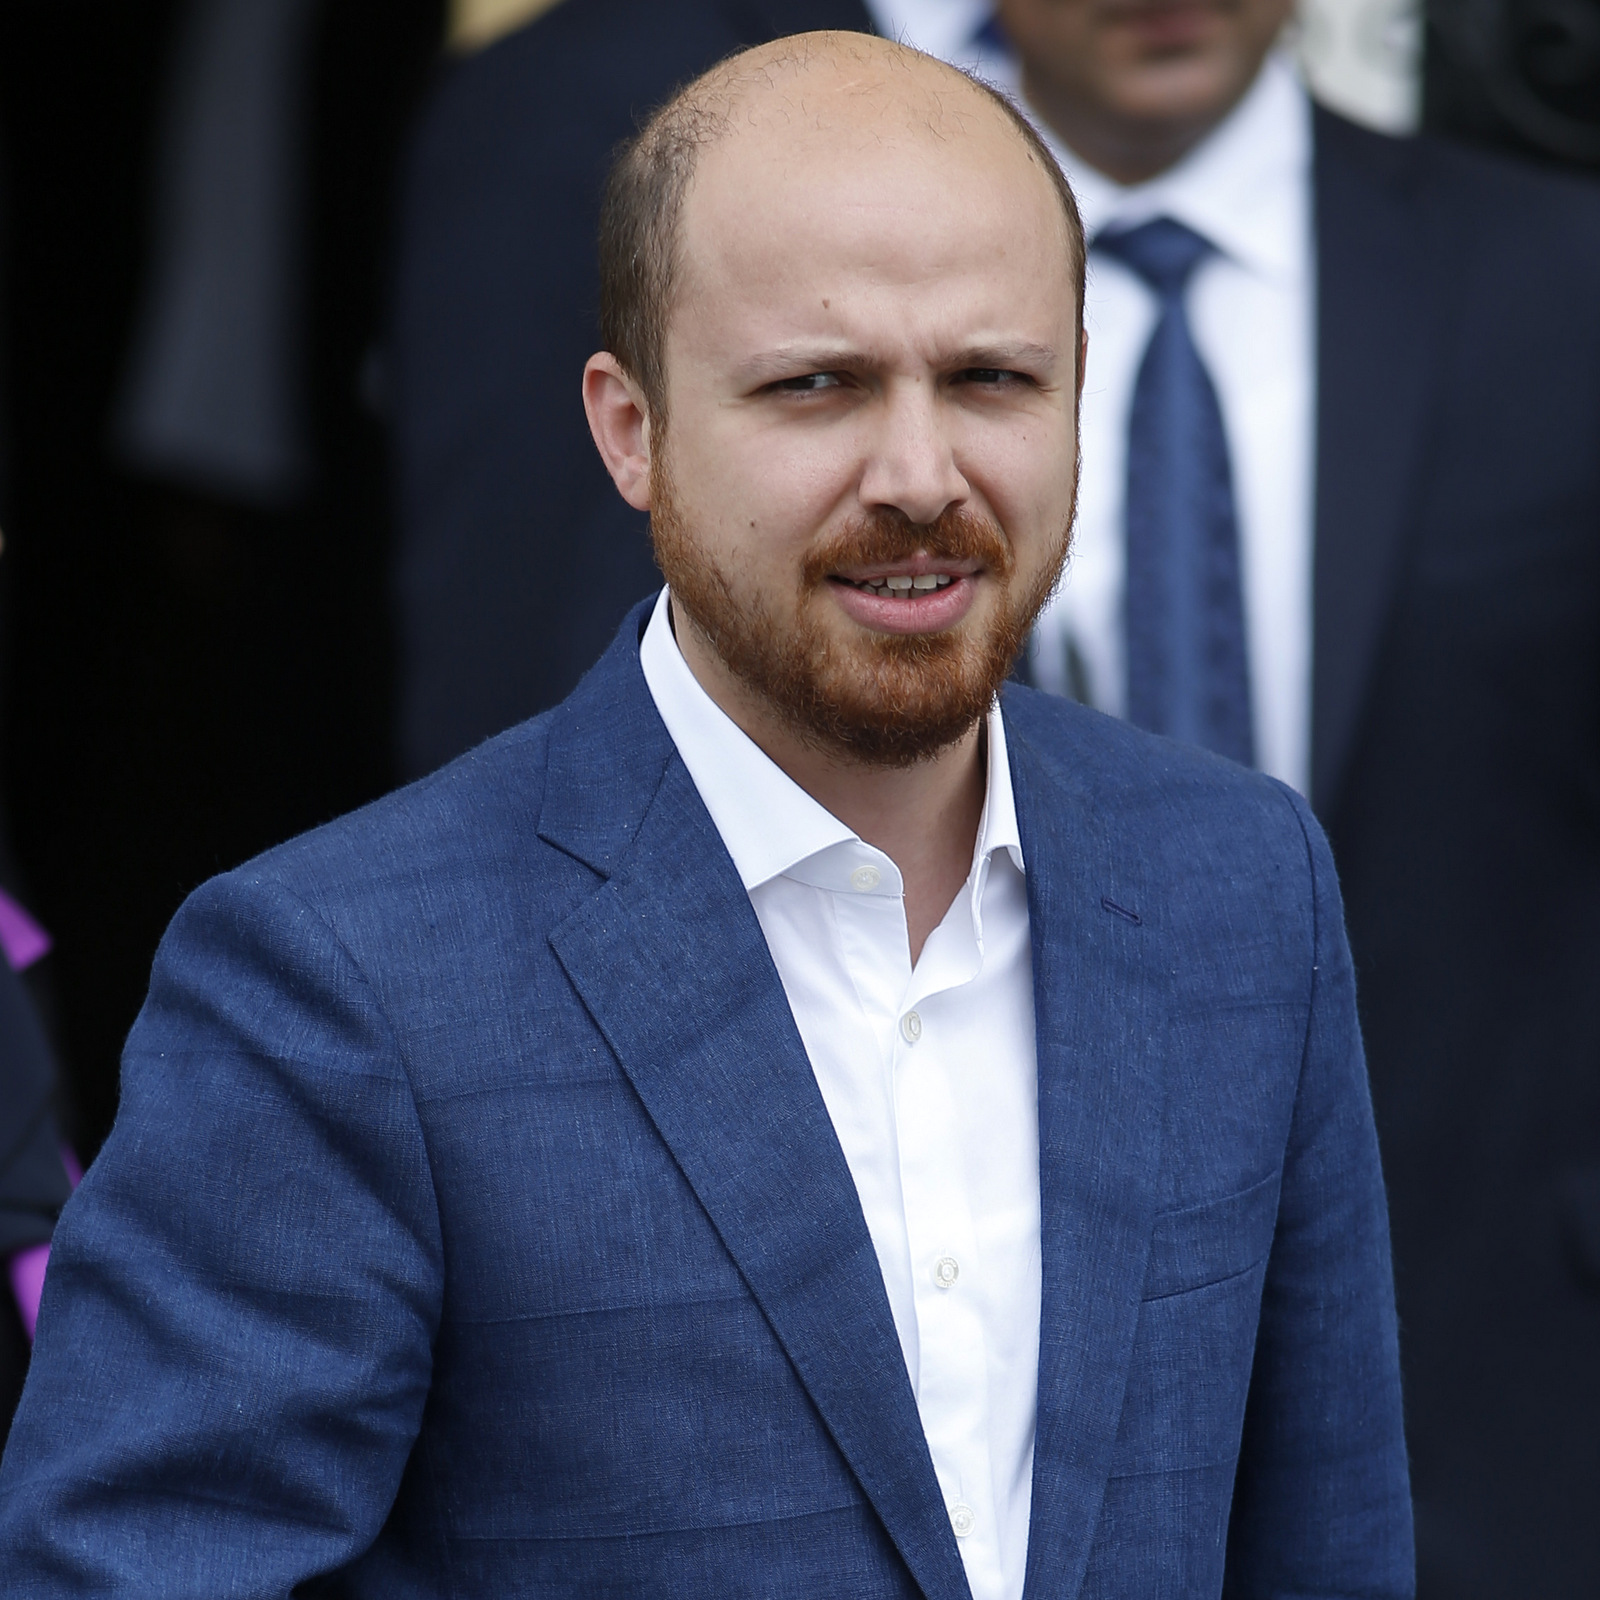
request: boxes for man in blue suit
[0,35,1410,1597]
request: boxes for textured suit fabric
[389,0,876,778]
[1309,111,1600,1600]
[0,603,1411,1597]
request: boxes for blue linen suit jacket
[0,603,1412,1597]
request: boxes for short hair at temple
[597,33,1087,421]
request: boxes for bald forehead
[698,35,1010,137]
[685,35,1050,186]
[673,37,1075,275]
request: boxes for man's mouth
[826,564,982,635]
[843,573,958,600]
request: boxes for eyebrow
[736,340,1061,385]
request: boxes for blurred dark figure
[0,953,71,1450]
[0,84,72,1457]
[390,0,878,779]
[1427,0,1600,170]
[992,0,1600,1592]
[0,0,443,1158]
[115,0,323,508]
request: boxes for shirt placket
[892,886,1005,1593]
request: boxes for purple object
[0,888,70,1340]
[6,1150,81,1344]
[7,1245,50,1343]
[0,887,50,971]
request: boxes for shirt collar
[1018,51,1312,287]
[638,587,1024,899]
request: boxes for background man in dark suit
[0,37,1410,1594]
[986,0,1600,1593]
[390,0,878,778]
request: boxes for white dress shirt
[640,589,1040,1600]
[863,2,1317,794]
[1027,58,1316,794]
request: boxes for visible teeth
[850,574,957,597]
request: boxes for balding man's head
[583,31,1086,768]
[598,32,1084,420]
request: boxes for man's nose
[857,380,969,526]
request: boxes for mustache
[801,506,1014,587]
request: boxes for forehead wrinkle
[676,131,1073,338]
[633,30,1084,411]
[688,84,1070,264]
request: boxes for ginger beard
[649,452,1074,767]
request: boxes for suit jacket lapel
[541,625,972,1600]
[1310,107,1437,817]
[1005,706,1170,1600]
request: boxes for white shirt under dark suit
[866,1,1316,793]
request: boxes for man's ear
[1077,327,1089,402]
[583,353,654,511]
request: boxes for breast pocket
[1142,1171,1280,1301]
[1108,1172,1283,1481]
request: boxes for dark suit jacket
[1311,109,1600,1600]
[389,0,876,779]
[0,606,1411,1597]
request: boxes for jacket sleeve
[1222,786,1415,1599]
[0,868,444,1594]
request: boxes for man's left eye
[959,368,1018,385]
[775,372,842,392]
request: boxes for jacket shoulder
[1001,690,1339,1031]
[193,605,667,961]
[1003,685,1326,878]
[1002,685,1300,812]
[1314,104,1600,252]
[212,712,561,931]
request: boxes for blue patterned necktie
[1095,217,1255,766]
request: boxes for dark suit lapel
[541,630,971,1600]
[1005,708,1169,1599]
[1310,107,1437,817]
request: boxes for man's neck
[675,616,986,966]
[1019,77,1248,188]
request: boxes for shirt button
[900,1010,922,1043]
[849,865,881,892]
[949,1503,976,1538]
[933,1255,960,1289]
